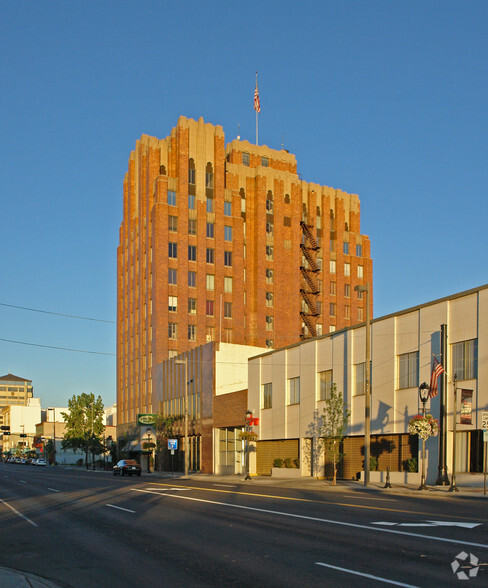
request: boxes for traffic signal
[0,426,10,431]
[3,432,10,436]
[19,434,27,438]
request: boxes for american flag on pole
[429,356,444,398]
[254,82,260,113]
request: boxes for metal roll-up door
[256,439,299,475]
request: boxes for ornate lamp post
[418,382,430,490]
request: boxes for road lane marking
[132,488,488,550]
[105,504,135,513]
[315,562,420,587]
[145,487,192,492]
[0,498,38,527]
[48,488,60,493]
[20,480,26,484]
[213,484,238,488]
[147,483,482,521]
[373,521,481,529]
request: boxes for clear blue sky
[1,1,487,409]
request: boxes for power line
[0,338,115,357]
[0,302,115,324]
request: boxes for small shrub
[273,458,284,468]
[402,457,418,472]
[293,458,299,469]
[283,457,293,468]
[370,456,378,471]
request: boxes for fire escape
[300,220,320,339]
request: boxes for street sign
[168,439,178,450]
[482,411,488,430]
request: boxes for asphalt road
[0,463,487,587]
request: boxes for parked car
[36,459,47,466]
[113,459,142,476]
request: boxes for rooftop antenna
[281,133,284,149]
[237,122,240,140]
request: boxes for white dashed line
[105,504,135,513]
[315,562,420,587]
[0,498,38,527]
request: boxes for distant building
[1,398,41,455]
[0,373,34,428]
[117,116,373,433]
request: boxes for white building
[1,398,41,454]
[248,284,487,483]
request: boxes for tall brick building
[117,116,372,431]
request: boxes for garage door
[256,439,299,476]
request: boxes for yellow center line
[146,482,488,520]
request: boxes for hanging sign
[460,389,473,425]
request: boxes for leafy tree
[320,386,350,485]
[61,393,105,469]
[154,414,175,471]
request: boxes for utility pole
[175,359,189,477]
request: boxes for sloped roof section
[0,373,32,383]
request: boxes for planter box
[271,467,302,478]
[359,471,421,485]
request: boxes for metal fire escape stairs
[300,220,320,339]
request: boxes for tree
[154,414,175,471]
[320,386,350,485]
[61,393,105,469]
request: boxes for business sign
[168,439,178,450]
[460,390,473,425]
[484,430,488,443]
[137,413,157,427]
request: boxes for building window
[344,283,350,297]
[358,265,364,278]
[262,382,272,409]
[358,307,364,321]
[168,242,177,258]
[223,328,233,343]
[206,274,215,290]
[398,351,419,389]
[266,222,273,235]
[242,152,250,166]
[188,218,197,235]
[330,260,336,274]
[189,164,196,185]
[224,276,233,293]
[223,251,233,267]
[261,156,269,167]
[168,296,177,312]
[452,339,478,380]
[168,323,177,339]
[318,370,333,401]
[206,300,214,316]
[330,325,336,333]
[265,292,273,307]
[266,245,273,260]
[188,325,197,341]
[206,223,214,238]
[224,201,232,216]
[266,198,273,212]
[206,198,214,213]
[345,305,350,319]
[168,268,177,285]
[206,326,215,341]
[205,163,214,189]
[188,245,197,261]
[224,302,232,318]
[188,298,197,314]
[354,363,366,396]
[266,339,274,348]
[356,244,362,257]
[330,281,336,296]
[188,194,196,209]
[168,215,178,232]
[266,268,273,284]
[188,271,196,287]
[344,263,350,277]
[330,303,336,317]
[224,225,233,241]
[357,289,364,300]
[206,248,214,264]
[266,316,274,331]
[167,190,176,206]
[343,242,349,254]
[288,377,300,405]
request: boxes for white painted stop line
[315,562,420,587]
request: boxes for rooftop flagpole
[254,71,260,145]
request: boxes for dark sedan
[113,459,142,476]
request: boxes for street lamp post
[449,374,459,493]
[418,382,430,490]
[48,408,56,466]
[354,283,371,486]
[245,410,252,480]
[175,359,189,478]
